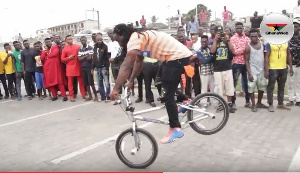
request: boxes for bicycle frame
[119,88,216,155]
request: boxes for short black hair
[33,42,40,45]
[13,41,19,45]
[201,35,209,39]
[44,38,51,41]
[113,23,135,47]
[65,35,72,39]
[235,22,243,26]
[80,36,87,40]
[97,32,102,36]
[4,43,10,47]
[249,28,259,34]
[23,40,28,43]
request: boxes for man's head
[249,28,259,44]
[178,26,185,33]
[142,15,144,19]
[244,27,250,37]
[13,41,22,50]
[224,6,227,11]
[65,35,73,45]
[45,38,52,48]
[23,40,30,49]
[191,35,198,43]
[33,42,41,52]
[54,35,61,45]
[282,10,287,14]
[80,36,87,46]
[50,36,54,42]
[200,35,209,48]
[210,24,216,37]
[95,34,103,45]
[293,19,300,35]
[225,27,232,36]
[254,11,258,17]
[198,27,204,36]
[92,33,97,43]
[4,43,11,52]
[191,16,195,22]
[235,22,244,35]
[177,32,186,43]
[107,29,114,41]
[113,23,135,47]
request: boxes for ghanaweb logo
[265,23,288,35]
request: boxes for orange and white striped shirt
[127,30,192,61]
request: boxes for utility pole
[85,9,100,30]
[167,0,170,29]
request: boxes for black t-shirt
[251,17,263,29]
[112,46,126,67]
[33,50,43,73]
[289,36,300,65]
[213,41,232,72]
[21,48,36,72]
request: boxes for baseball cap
[293,17,300,24]
[214,25,224,33]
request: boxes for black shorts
[82,67,94,86]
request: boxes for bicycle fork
[131,121,141,155]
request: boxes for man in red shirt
[199,10,208,27]
[140,15,146,27]
[61,35,86,102]
[41,38,67,101]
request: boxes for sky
[0,0,297,42]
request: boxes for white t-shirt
[294,6,300,18]
[107,41,120,59]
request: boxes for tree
[183,4,212,23]
[150,15,159,24]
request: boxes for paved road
[0,86,300,172]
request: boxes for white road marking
[288,144,300,172]
[0,100,14,104]
[0,102,93,128]
[51,115,168,164]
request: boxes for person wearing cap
[265,36,294,112]
[211,25,236,113]
[287,19,300,107]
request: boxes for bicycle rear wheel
[115,128,158,169]
[187,93,229,135]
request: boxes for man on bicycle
[110,23,193,144]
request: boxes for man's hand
[103,69,108,75]
[110,89,119,101]
[248,73,254,82]
[264,70,269,79]
[68,55,75,59]
[109,58,114,63]
[214,33,221,41]
[23,71,26,76]
[125,80,134,89]
[91,69,94,75]
[7,53,12,57]
[290,68,294,77]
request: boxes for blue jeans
[232,64,250,104]
[96,67,110,100]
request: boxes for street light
[85,9,100,30]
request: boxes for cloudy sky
[0,0,297,42]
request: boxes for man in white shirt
[107,29,122,105]
[293,0,300,18]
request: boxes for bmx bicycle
[115,87,229,169]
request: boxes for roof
[39,19,98,30]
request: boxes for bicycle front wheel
[187,93,229,135]
[115,128,158,169]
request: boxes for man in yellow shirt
[265,42,294,112]
[0,55,9,99]
[0,43,17,99]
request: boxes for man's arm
[113,50,140,91]
[21,52,25,74]
[210,40,218,53]
[128,54,144,84]
[3,53,11,64]
[264,43,271,78]
[227,41,235,55]
[244,45,252,79]
[287,49,294,75]
[78,52,88,62]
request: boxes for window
[81,23,84,28]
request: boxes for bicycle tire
[187,92,229,135]
[115,128,158,169]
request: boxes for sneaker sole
[160,134,184,144]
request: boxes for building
[36,29,51,41]
[45,19,100,39]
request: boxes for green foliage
[183,4,211,23]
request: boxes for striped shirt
[127,30,193,61]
